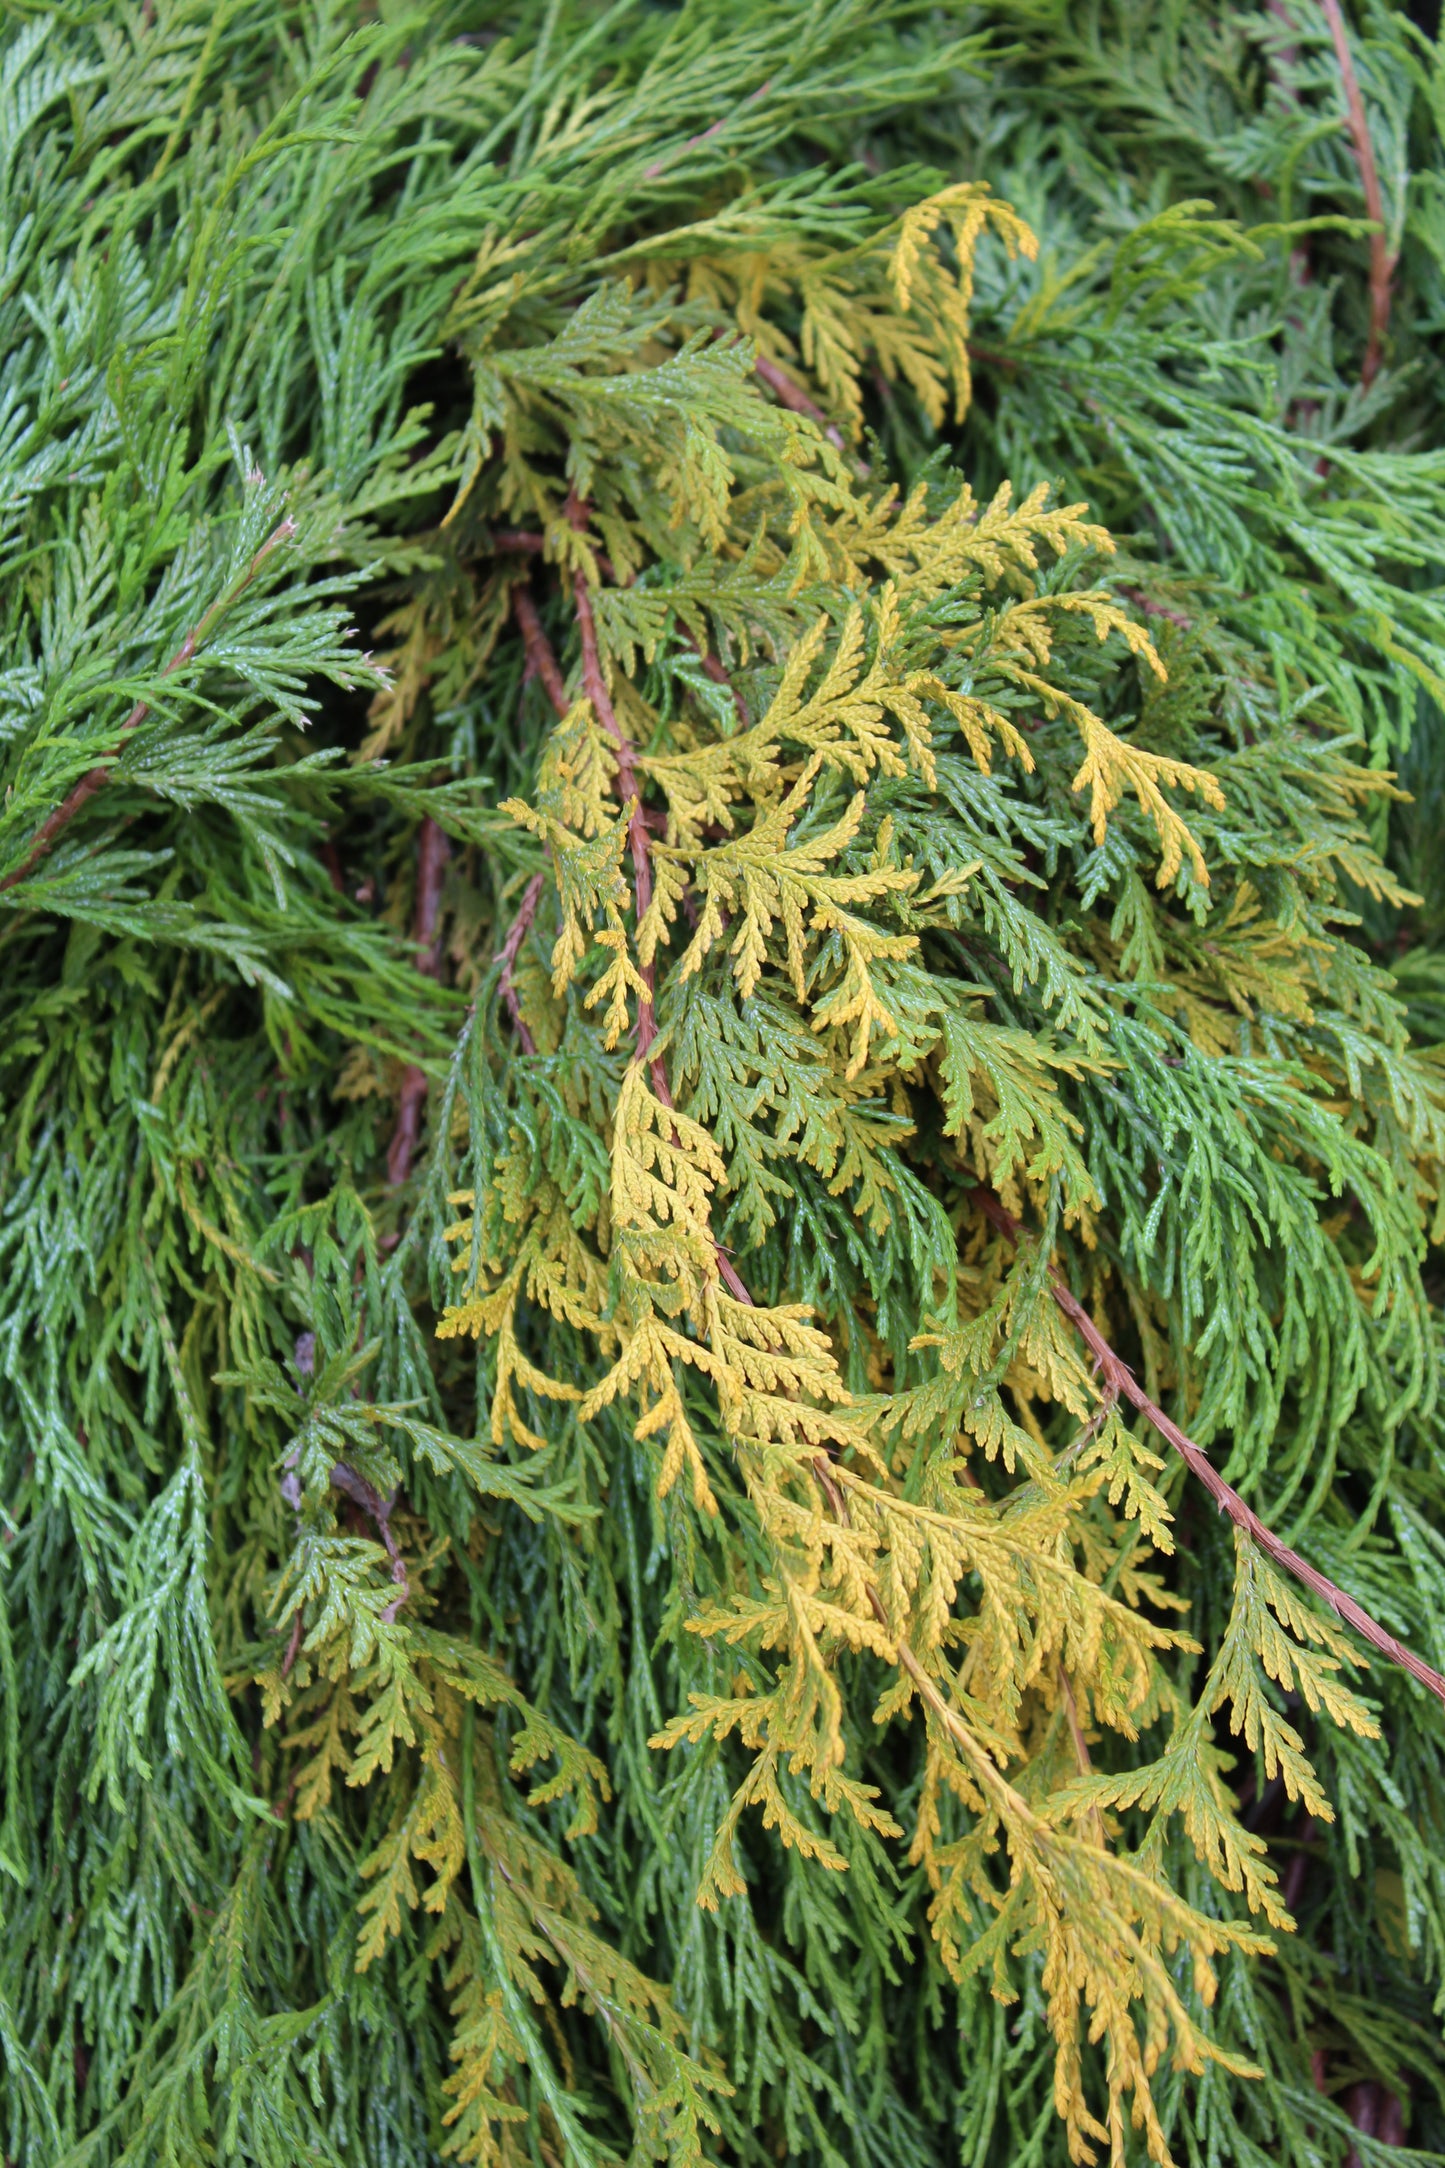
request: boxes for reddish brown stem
[752,351,848,452]
[966,340,1019,377]
[414,816,450,960]
[0,518,296,894]
[330,1462,409,1621]
[1262,14,1334,471]
[572,572,641,809]
[565,498,672,1098]
[512,583,571,718]
[975,1187,1445,1707]
[503,581,579,1060]
[1056,1661,1106,1845]
[1121,587,1194,631]
[1345,2080,1406,2163]
[489,860,751,1303]
[492,529,618,583]
[685,634,749,729]
[711,1239,754,1305]
[514,513,752,1275]
[1266,1,1301,94]
[1321,0,1395,390]
[510,524,740,726]
[495,871,545,1054]
[386,815,449,1188]
[641,78,773,182]
[385,1074,428,1191]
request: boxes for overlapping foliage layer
[3,4,1445,2164]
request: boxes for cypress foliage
[3,5,1445,2163]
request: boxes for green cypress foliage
[3,5,1445,2163]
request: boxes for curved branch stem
[974,1185,1445,1707]
[1322,0,1395,389]
[0,518,296,894]
[495,871,545,1055]
[564,497,672,1100]
[752,350,847,451]
[512,582,571,718]
[330,1461,409,1622]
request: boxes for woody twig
[975,1186,1445,1707]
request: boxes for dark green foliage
[3,6,1445,2166]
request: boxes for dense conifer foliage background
[5,3,1445,2161]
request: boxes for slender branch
[498,550,1442,1716]
[281,1609,305,1679]
[1321,0,1395,390]
[640,77,773,183]
[490,832,750,1298]
[1055,1662,1106,1846]
[1280,1814,1315,1916]
[819,1446,1102,1838]
[569,528,754,1254]
[500,559,1438,1795]
[684,633,749,729]
[330,1461,409,1622]
[1121,587,1193,632]
[752,351,848,452]
[564,498,672,1100]
[1258,11,1336,470]
[965,339,1018,377]
[510,525,754,1298]
[974,1186,1445,1707]
[572,569,641,809]
[505,529,740,724]
[495,871,545,1055]
[811,1449,1051,1814]
[503,579,577,1060]
[485,537,1441,1973]
[1344,2083,1405,2161]
[414,815,451,951]
[0,517,296,894]
[320,836,345,893]
[492,528,619,584]
[706,1224,754,1305]
[512,581,571,718]
[386,814,449,1189]
[575,569,666,1088]
[1265,1,1302,99]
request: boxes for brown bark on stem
[510,529,754,1301]
[640,79,773,182]
[974,1186,1445,1707]
[330,1461,409,1622]
[565,499,672,1101]
[495,871,544,1055]
[512,582,571,717]
[752,351,849,452]
[1321,0,1395,390]
[686,635,749,728]
[0,518,296,894]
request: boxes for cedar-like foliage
[3,5,1445,2165]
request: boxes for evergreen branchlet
[4,7,1445,2167]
